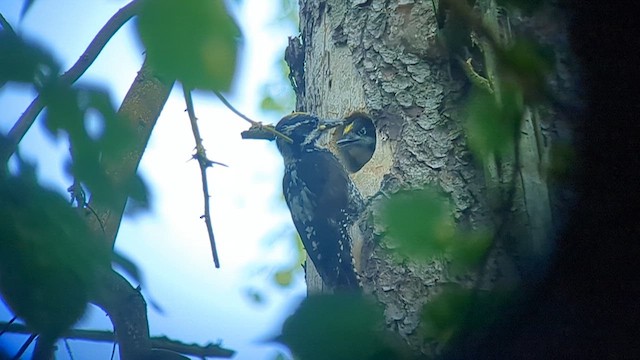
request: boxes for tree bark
[292,0,576,356]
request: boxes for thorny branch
[184,87,222,268]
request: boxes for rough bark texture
[291,0,577,356]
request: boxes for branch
[0,0,142,164]
[0,11,17,37]
[184,87,221,268]
[0,322,234,359]
[213,90,293,143]
[85,58,174,248]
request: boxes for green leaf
[0,170,110,339]
[112,251,143,285]
[274,269,294,287]
[497,40,555,104]
[421,285,517,345]
[41,84,150,213]
[447,230,492,274]
[421,285,473,343]
[0,32,59,87]
[136,0,241,91]
[381,189,457,259]
[464,90,522,160]
[276,294,402,360]
[496,0,543,15]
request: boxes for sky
[0,0,306,359]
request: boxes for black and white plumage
[275,113,363,290]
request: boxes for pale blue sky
[0,1,305,359]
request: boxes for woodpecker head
[275,113,345,154]
[337,112,376,172]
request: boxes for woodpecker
[275,113,363,291]
[337,112,376,173]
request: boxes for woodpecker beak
[317,118,346,131]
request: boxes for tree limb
[0,0,142,164]
[0,322,234,358]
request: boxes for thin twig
[212,90,293,143]
[0,316,17,336]
[64,338,75,360]
[184,87,221,268]
[0,11,17,37]
[12,333,37,360]
[0,0,142,164]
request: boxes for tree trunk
[290,0,577,356]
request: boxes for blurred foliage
[496,0,543,14]
[0,31,60,89]
[41,82,150,214]
[272,233,305,287]
[0,155,110,339]
[421,284,517,345]
[496,39,555,104]
[277,294,408,360]
[380,188,492,273]
[259,60,296,114]
[464,88,522,160]
[136,0,241,91]
[275,0,299,25]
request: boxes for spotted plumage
[275,113,363,290]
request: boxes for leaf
[0,170,110,339]
[421,285,518,345]
[276,294,402,360]
[274,269,294,287]
[380,188,457,259]
[447,230,492,274]
[136,0,241,91]
[0,32,59,87]
[41,84,150,213]
[464,89,522,160]
[497,39,555,104]
[421,285,473,343]
[112,251,143,285]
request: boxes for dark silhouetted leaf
[497,40,555,104]
[276,294,407,360]
[136,0,241,90]
[112,251,143,285]
[0,32,59,87]
[0,163,110,340]
[41,83,150,213]
[381,188,457,259]
[422,284,517,345]
[496,0,543,14]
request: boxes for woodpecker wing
[282,149,361,290]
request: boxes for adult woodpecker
[275,113,363,291]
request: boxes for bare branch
[0,322,234,358]
[213,90,293,143]
[0,0,142,164]
[0,11,17,37]
[184,87,221,268]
